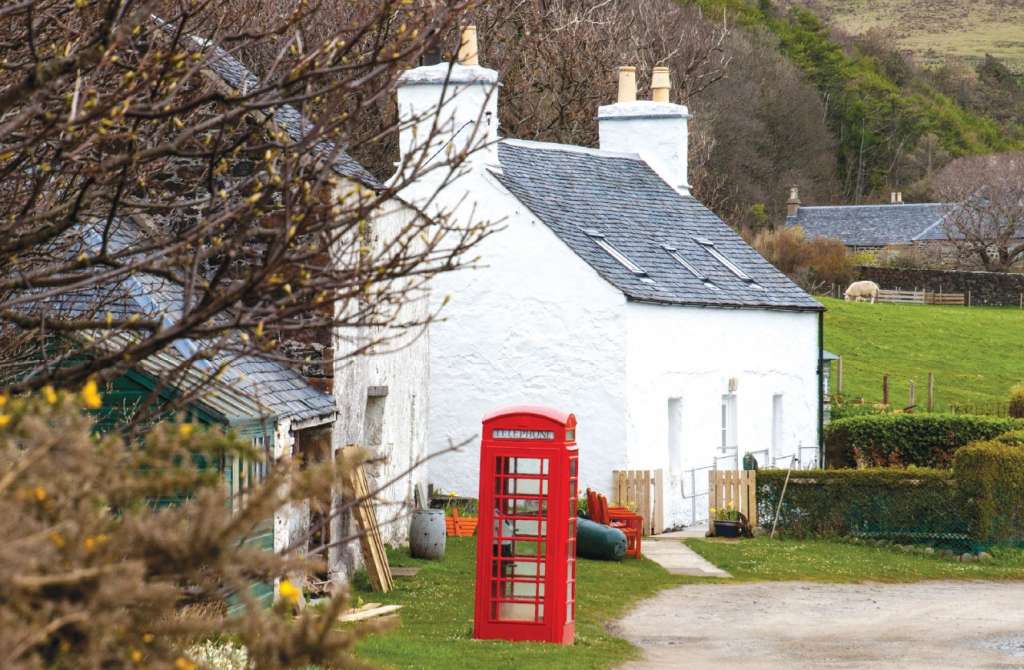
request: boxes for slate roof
[495,140,822,312]
[40,219,335,424]
[156,18,382,190]
[786,203,952,247]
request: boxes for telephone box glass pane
[491,456,550,623]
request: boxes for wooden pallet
[611,469,664,535]
[708,470,757,526]
[341,446,394,592]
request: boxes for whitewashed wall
[424,172,629,500]
[623,303,820,528]
[344,201,432,547]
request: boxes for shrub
[825,413,1022,468]
[995,430,1024,447]
[750,226,854,291]
[829,401,888,422]
[0,390,380,668]
[757,468,967,544]
[954,440,1024,545]
[1009,384,1024,418]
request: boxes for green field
[821,296,1024,411]
[793,0,1024,72]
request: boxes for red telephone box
[473,406,578,645]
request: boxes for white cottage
[395,31,825,528]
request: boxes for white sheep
[844,280,880,303]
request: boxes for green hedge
[824,414,1022,468]
[757,469,968,546]
[954,441,1024,546]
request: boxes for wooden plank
[337,604,403,623]
[341,446,393,593]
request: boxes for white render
[598,101,690,195]
[394,61,822,530]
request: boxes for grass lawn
[353,538,683,670]
[686,537,1024,582]
[821,296,1024,411]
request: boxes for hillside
[791,0,1024,73]
[822,297,1024,412]
[693,0,1024,202]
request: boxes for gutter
[817,310,825,468]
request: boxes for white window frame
[663,244,717,289]
[720,393,738,451]
[695,237,760,287]
[585,229,654,284]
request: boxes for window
[771,394,784,458]
[667,398,684,474]
[663,244,717,289]
[720,394,737,450]
[695,237,759,286]
[585,229,654,284]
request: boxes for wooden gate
[611,469,664,535]
[708,470,757,526]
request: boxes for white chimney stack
[598,65,690,196]
[393,26,499,182]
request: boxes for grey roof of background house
[42,219,336,424]
[786,203,951,247]
[495,140,822,312]
[158,18,382,190]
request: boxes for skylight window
[585,229,654,284]
[694,237,756,284]
[662,244,717,289]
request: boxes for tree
[933,152,1024,271]
[0,0,488,427]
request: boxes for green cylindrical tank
[576,516,627,561]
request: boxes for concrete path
[613,580,1024,669]
[642,533,731,578]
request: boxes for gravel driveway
[612,580,1024,669]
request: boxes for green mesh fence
[756,469,979,553]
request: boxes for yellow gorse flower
[0,415,10,428]
[130,649,143,663]
[178,423,194,439]
[175,658,196,670]
[0,393,8,408]
[34,486,47,502]
[278,579,301,605]
[80,379,102,409]
[43,385,57,405]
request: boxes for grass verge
[353,537,682,670]
[686,537,1024,582]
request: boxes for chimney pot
[457,25,479,66]
[897,191,903,204]
[891,192,897,204]
[617,66,637,103]
[787,187,801,217]
[651,66,672,103]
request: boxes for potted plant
[710,501,743,538]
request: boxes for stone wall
[855,266,1024,306]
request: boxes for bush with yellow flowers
[0,388,388,669]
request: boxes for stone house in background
[394,30,826,529]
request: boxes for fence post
[837,357,844,395]
[927,372,935,412]
[883,373,889,406]
[968,290,972,307]
[909,381,916,408]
